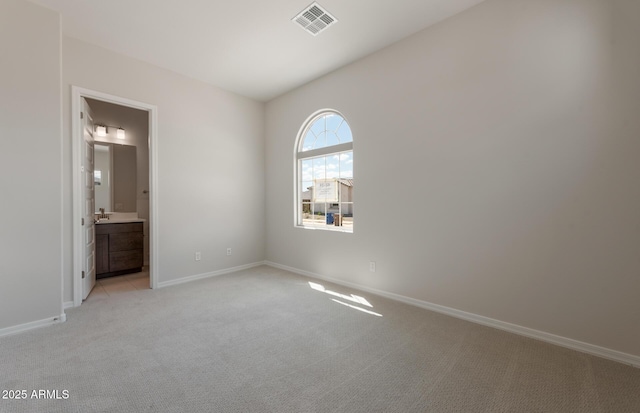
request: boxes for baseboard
[157,261,267,289]
[0,314,66,338]
[63,301,75,309]
[265,261,640,368]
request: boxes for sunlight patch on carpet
[309,281,382,316]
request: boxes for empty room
[1,0,639,411]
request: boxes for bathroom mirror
[94,143,137,213]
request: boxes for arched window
[295,110,353,232]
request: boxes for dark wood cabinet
[95,222,143,278]
[96,233,109,274]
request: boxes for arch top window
[301,113,353,152]
[296,110,353,232]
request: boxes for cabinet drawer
[96,222,143,235]
[109,232,143,252]
[109,250,143,272]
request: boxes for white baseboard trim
[0,314,66,338]
[265,261,640,368]
[63,301,75,310]
[157,261,267,289]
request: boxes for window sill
[296,224,353,233]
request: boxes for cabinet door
[96,234,109,274]
[109,250,143,272]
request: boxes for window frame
[294,109,354,232]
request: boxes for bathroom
[87,98,150,291]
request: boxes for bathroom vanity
[95,220,144,278]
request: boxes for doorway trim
[71,86,159,306]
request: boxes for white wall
[265,0,640,358]
[0,0,62,329]
[62,37,265,301]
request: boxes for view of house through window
[296,110,353,232]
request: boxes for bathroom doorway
[71,87,158,307]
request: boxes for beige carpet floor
[1,265,639,412]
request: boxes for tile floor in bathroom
[88,268,150,298]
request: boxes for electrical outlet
[369,261,376,272]
[195,252,201,261]
[226,248,232,256]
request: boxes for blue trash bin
[326,212,334,225]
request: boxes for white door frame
[71,86,159,306]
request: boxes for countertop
[95,218,146,225]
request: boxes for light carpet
[1,266,639,412]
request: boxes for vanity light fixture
[95,124,126,139]
[96,125,107,137]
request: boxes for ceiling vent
[292,2,338,36]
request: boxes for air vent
[292,2,338,36]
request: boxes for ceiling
[31,0,486,101]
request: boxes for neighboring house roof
[336,179,353,187]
